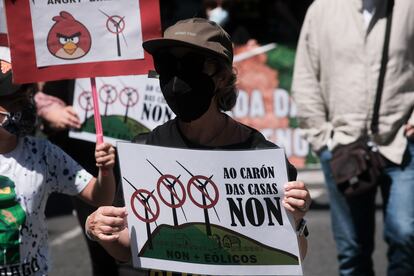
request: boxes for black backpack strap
[371,0,394,134]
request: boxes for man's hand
[405,124,414,139]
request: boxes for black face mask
[160,72,215,122]
[0,104,36,137]
[155,52,218,122]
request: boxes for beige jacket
[292,0,414,164]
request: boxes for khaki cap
[143,18,233,64]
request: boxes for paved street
[48,170,388,276]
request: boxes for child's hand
[95,143,116,170]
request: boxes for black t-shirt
[133,118,297,180]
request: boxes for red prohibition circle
[119,87,139,107]
[130,189,160,223]
[99,84,118,104]
[78,91,94,111]
[106,16,125,34]
[187,175,219,209]
[156,174,186,208]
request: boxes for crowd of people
[1,13,311,276]
[1,0,414,275]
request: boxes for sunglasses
[0,111,21,126]
[153,52,214,77]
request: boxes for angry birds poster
[4,0,161,83]
[47,11,91,60]
[30,0,144,66]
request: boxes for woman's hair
[215,60,238,111]
[0,84,35,107]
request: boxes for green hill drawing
[81,115,150,141]
[139,223,298,266]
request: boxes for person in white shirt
[292,0,414,275]
[0,46,116,276]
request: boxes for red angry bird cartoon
[47,11,91,60]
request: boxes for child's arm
[79,142,116,206]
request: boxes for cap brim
[0,46,22,97]
[143,38,228,62]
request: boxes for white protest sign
[117,143,303,275]
[29,0,143,66]
[70,75,173,145]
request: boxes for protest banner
[231,40,316,169]
[118,143,303,276]
[70,75,173,144]
[4,0,161,83]
[5,0,161,175]
[0,1,7,46]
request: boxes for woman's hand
[86,206,127,242]
[43,105,81,130]
[283,181,312,224]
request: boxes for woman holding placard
[85,18,311,270]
